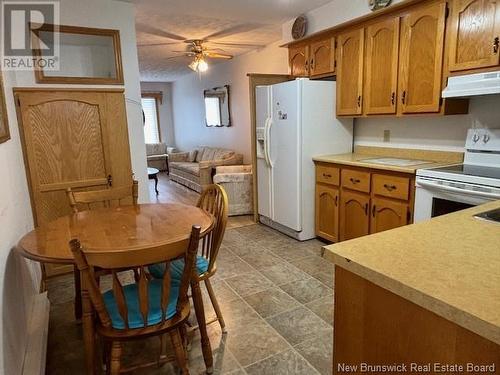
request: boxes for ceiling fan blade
[207,41,266,49]
[165,56,190,60]
[205,52,233,60]
[136,23,187,41]
[203,23,262,40]
[138,42,184,47]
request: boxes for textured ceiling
[134,0,333,81]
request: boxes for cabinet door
[449,0,500,71]
[289,45,309,77]
[364,18,400,114]
[370,197,409,234]
[340,190,370,241]
[315,184,340,242]
[310,38,335,77]
[337,29,364,116]
[398,2,446,113]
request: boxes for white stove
[414,128,500,222]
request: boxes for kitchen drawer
[341,169,371,193]
[316,164,340,186]
[372,174,410,201]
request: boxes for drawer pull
[322,173,332,178]
[384,184,397,191]
[350,177,361,184]
[494,37,499,54]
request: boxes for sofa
[213,165,253,216]
[146,143,176,171]
[169,146,244,192]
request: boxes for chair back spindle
[197,185,228,274]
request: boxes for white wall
[171,41,288,162]
[282,0,500,151]
[140,82,175,146]
[0,1,145,373]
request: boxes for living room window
[141,92,162,143]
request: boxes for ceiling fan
[137,23,266,73]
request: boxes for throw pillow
[188,150,198,162]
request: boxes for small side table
[148,167,160,195]
[166,154,170,175]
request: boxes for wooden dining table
[16,203,215,374]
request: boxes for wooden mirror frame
[203,85,231,127]
[32,24,124,85]
[0,71,10,144]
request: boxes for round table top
[148,167,159,175]
[16,203,214,264]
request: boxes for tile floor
[46,224,334,375]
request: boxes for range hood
[442,71,500,98]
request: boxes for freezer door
[269,80,301,231]
[255,86,273,218]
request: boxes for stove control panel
[466,128,500,152]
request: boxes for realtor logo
[1,1,60,70]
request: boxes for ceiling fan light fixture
[197,59,208,72]
[188,59,199,72]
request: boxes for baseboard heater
[22,292,50,375]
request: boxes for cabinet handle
[364,203,369,216]
[350,177,361,184]
[310,58,315,71]
[357,95,362,107]
[494,37,499,54]
[372,204,376,218]
[322,173,332,178]
[401,90,406,105]
[305,60,309,72]
[383,184,397,191]
[107,174,113,187]
[335,195,338,207]
[391,92,395,105]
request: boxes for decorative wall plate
[369,0,392,11]
[291,15,307,40]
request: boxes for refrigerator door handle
[266,117,274,168]
[263,117,271,167]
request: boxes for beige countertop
[313,145,464,174]
[323,201,500,345]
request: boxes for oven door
[414,177,500,222]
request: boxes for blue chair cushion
[102,279,179,330]
[148,256,209,280]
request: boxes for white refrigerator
[256,78,353,240]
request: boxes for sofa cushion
[147,154,167,161]
[187,150,198,162]
[170,162,200,176]
[195,147,206,162]
[146,143,167,156]
[199,147,234,161]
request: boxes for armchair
[213,165,253,216]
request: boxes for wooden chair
[70,225,201,375]
[67,180,139,213]
[149,184,229,332]
[66,181,139,320]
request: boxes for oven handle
[416,180,500,200]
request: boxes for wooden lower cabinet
[370,197,409,234]
[340,190,370,241]
[315,184,340,242]
[315,162,414,242]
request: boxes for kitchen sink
[474,208,500,224]
[359,157,431,167]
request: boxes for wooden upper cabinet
[337,28,365,116]
[448,0,500,71]
[398,2,446,114]
[340,189,370,241]
[370,197,409,234]
[310,38,336,77]
[315,184,340,242]
[289,45,309,77]
[364,18,400,115]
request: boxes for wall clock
[369,0,392,11]
[291,15,307,40]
